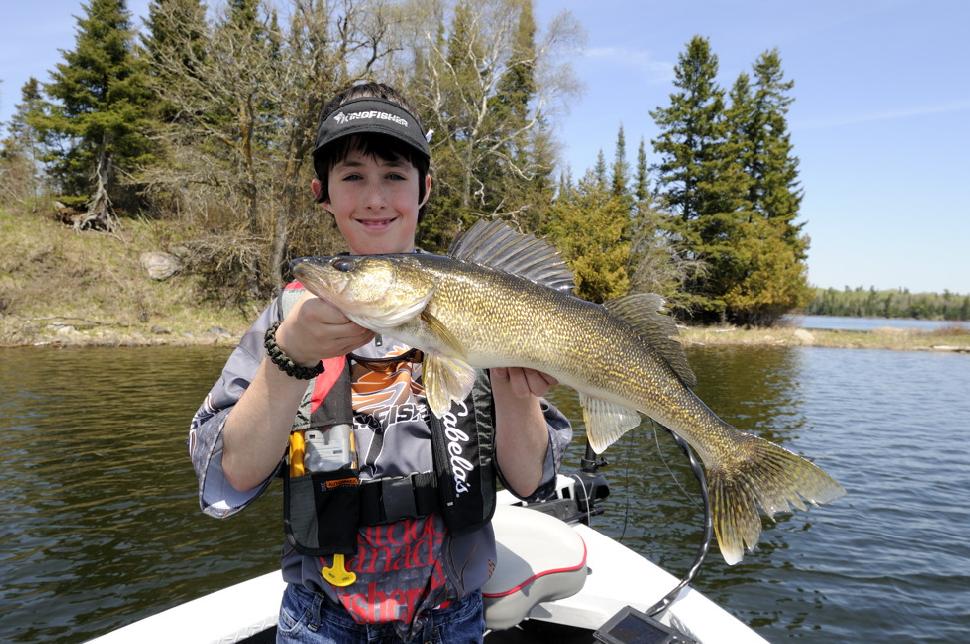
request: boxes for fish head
[292,255,435,328]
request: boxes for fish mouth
[292,258,349,299]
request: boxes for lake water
[1,344,969,642]
[786,314,969,332]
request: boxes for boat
[90,446,766,644]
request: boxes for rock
[140,251,182,280]
[168,244,191,258]
[794,329,815,345]
[208,326,232,338]
[150,325,172,335]
[55,324,79,338]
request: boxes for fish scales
[292,225,845,565]
[411,256,737,465]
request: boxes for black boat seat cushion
[482,504,588,630]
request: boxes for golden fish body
[294,222,844,564]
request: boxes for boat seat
[483,504,588,630]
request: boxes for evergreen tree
[0,78,46,205]
[492,0,536,166]
[611,124,628,196]
[634,137,649,203]
[723,217,810,325]
[141,0,208,122]
[593,149,607,189]
[722,49,810,323]
[751,49,806,259]
[31,0,154,223]
[650,35,752,321]
[545,170,631,303]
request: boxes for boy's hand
[275,292,374,365]
[490,367,558,399]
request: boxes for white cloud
[583,46,674,84]
[794,99,970,130]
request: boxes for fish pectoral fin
[579,394,642,454]
[420,310,466,360]
[422,353,477,418]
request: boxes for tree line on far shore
[1,0,809,325]
[807,286,970,322]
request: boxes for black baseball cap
[312,97,430,162]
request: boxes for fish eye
[331,257,356,272]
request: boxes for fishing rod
[578,430,714,618]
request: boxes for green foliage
[593,149,607,189]
[648,36,809,325]
[634,137,649,203]
[611,125,628,196]
[1,78,46,207]
[730,49,806,259]
[141,0,208,122]
[414,0,577,251]
[807,286,970,321]
[30,0,155,208]
[723,218,811,325]
[650,35,752,322]
[544,172,630,303]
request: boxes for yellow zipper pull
[322,553,356,587]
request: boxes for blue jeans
[276,583,485,643]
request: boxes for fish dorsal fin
[603,294,697,389]
[448,219,575,293]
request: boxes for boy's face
[316,149,430,256]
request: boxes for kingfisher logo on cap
[314,97,430,160]
[333,110,409,127]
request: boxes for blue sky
[2,1,968,293]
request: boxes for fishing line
[644,431,713,619]
[653,423,700,507]
[617,439,633,542]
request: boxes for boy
[189,82,571,643]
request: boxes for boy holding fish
[189,82,572,643]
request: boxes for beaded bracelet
[263,321,324,380]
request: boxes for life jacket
[277,285,497,559]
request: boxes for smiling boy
[189,83,571,643]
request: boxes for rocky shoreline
[3,315,968,353]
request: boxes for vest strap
[358,471,438,525]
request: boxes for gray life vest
[278,286,497,557]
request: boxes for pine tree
[545,170,631,303]
[722,49,810,323]
[31,0,154,225]
[593,149,607,189]
[611,125,629,196]
[1,78,46,206]
[634,137,649,203]
[141,0,208,122]
[650,35,752,321]
[751,49,806,259]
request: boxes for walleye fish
[293,219,845,564]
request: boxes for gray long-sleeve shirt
[188,293,572,630]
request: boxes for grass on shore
[679,323,970,353]
[0,207,254,347]
[2,206,968,353]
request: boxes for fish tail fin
[707,434,845,565]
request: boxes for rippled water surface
[2,345,969,642]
